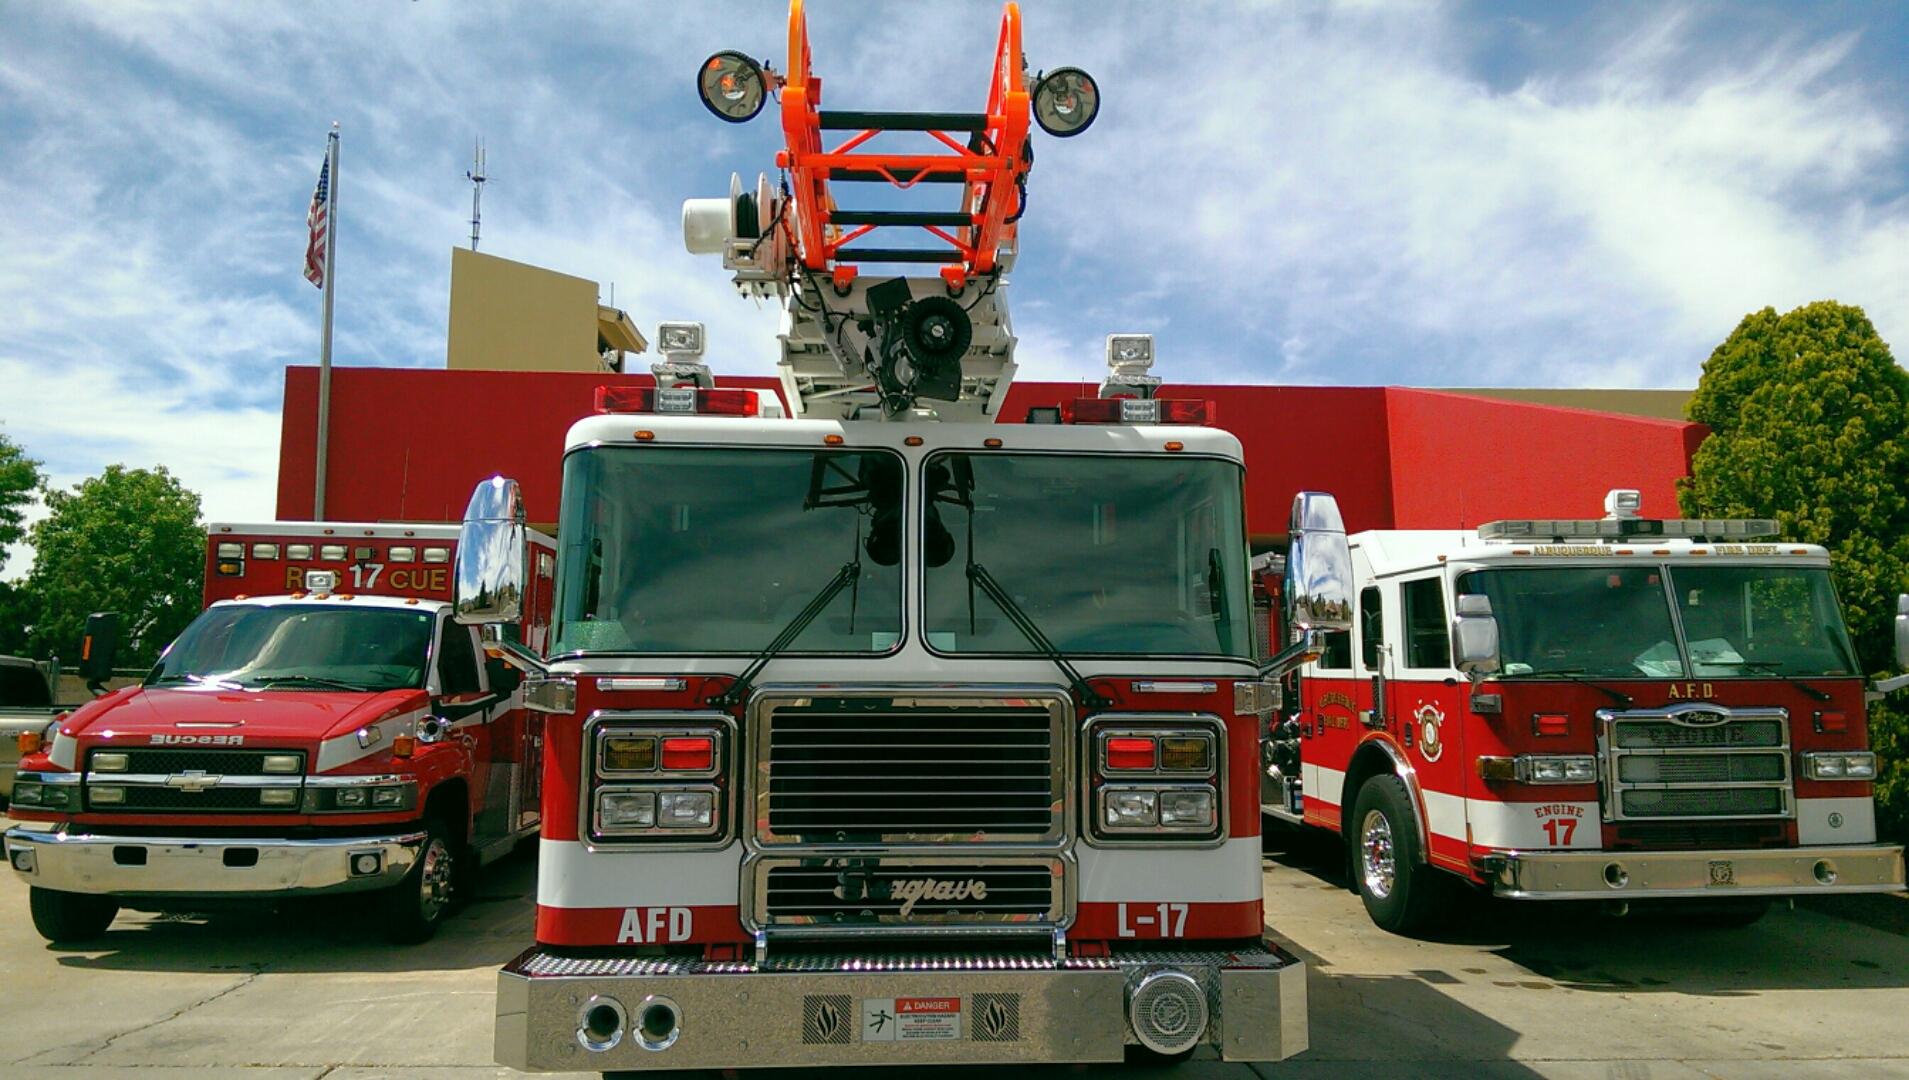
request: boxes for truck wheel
[381,818,456,944]
[1348,775,1447,935]
[28,887,120,943]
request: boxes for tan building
[1435,387,1693,422]
[445,247,646,373]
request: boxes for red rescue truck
[4,521,556,943]
[459,3,1315,1070]
[1260,490,1909,933]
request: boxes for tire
[1348,775,1449,935]
[381,817,457,944]
[28,886,119,943]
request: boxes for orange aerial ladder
[681,0,1099,420]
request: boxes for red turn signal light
[1533,713,1570,737]
[1816,711,1848,733]
[595,386,760,417]
[660,736,716,772]
[1105,736,1157,771]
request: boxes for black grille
[1620,788,1785,818]
[761,699,1060,842]
[103,748,302,775]
[1612,822,1786,850]
[762,861,1059,924]
[93,787,296,813]
[1612,720,1784,749]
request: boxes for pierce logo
[149,734,245,746]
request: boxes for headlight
[11,781,71,808]
[1159,788,1216,828]
[91,752,130,773]
[88,786,126,806]
[596,790,657,832]
[302,780,416,813]
[259,788,299,807]
[262,754,302,775]
[658,790,715,829]
[1804,752,1877,781]
[1103,787,1158,828]
[1480,755,1597,784]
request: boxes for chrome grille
[1600,704,1792,822]
[753,856,1065,928]
[754,691,1068,845]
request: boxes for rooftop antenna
[466,138,487,251]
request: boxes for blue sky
[2,1,1906,575]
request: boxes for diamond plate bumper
[495,942,1306,1071]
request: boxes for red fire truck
[4,521,556,943]
[455,2,1319,1070]
[1260,490,1909,933]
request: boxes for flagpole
[314,122,339,519]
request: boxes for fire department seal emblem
[1415,704,1445,763]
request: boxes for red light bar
[1061,398,1214,426]
[1104,736,1157,771]
[594,386,760,417]
[1816,711,1847,734]
[1533,713,1569,737]
[660,735,716,772]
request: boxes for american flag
[304,155,330,288]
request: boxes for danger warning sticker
[860,997,962,1041]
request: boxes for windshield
[553,446,903,655]
[1670,565,1858,677]
[1458,563,1859,679]
[922,452,1252,657]
[150,605,434,691]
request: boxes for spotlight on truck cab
[1033,67,1099,137]
[697,51,771,123]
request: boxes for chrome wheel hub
[417,838,453,921]
[1360,809,1396,900]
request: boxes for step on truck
[463,2,1315,1070]
[1259,490,1909,933]
[3,521,556,943]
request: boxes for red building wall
[277,367,1701,542]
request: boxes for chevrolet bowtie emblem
[164,770,223,793]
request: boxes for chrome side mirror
[1452,593,1500,676]
[454,476,527,625]
[1284,492,1354,634]
[1895,593,1908,671]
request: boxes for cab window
[1359,585,1384,671]
[436,623,483,696]
[1402,577,1450,669]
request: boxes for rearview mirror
[80,611,121,697]
[455,476,527,625]
[1284,492,1353,634]
[1452,593,1500,676]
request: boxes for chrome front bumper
[1489,844,1906,900]
[3,825,427,897]
[495,942,1307,1071]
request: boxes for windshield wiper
[252,675,373,692]
[709,559,862,709]
[1734,661,1833,703]
[1524,668,1633,708]
[967,562,1112,710]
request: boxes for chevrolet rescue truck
[4,521,556,943]
[458,3,1320,1070]
[1260,491,1909,933]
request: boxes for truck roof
[564,413,1245,461]
[1351,528,1832,578]
[210,521,464,539]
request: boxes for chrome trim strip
[14,771,81,785]
[303,773,414,787]
[84,773,306,789]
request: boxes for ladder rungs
[831,210,971,227]
[818,110,988,132]
[834,247,963,264]
[828,168,967,184]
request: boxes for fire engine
[1259,490,1909,933]
[4,521,556,943]
[456,2,1320,1070]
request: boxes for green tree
[1679,300,1909,840]
[0,428,44,549]
[26,465,204,668]
[0,579,37,657]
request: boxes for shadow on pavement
[40,839,538,975]
[1262,819,1909,995]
